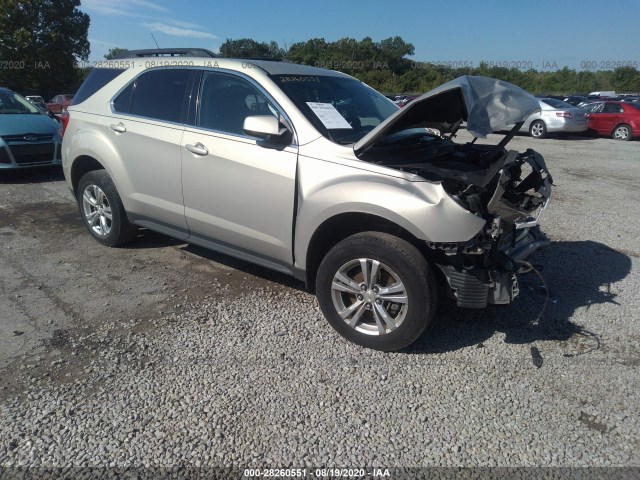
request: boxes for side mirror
[243,115,291,143]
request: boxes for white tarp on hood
[354,75,541,154]
[428,75,541,137]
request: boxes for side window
[129,69,191,123]
[602,103,622,114]
[197,72,276,135]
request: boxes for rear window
[72,68,126,105]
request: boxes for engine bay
[363,137,553,224]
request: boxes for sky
[82,0,640,71]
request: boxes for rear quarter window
[72,68,126,105]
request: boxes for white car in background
[515,98,589,138]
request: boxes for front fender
[294,157,486,269]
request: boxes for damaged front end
[355,76,553,308]
[429,147,553,308]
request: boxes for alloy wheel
[330,258,408,336]
[82,184,112,237]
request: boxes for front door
[181,71,298,265]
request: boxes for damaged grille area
[447,269,490,308]
[365,137,553,308]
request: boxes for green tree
[0,0,90,96]
[611,66,640,93]
[286,36,415,81]
[219,38,284,58]
[287,38,328,65]
[104,47,128,60]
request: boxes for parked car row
[388,90,639,140]
[45,93,74,114]
[506,97,639,141]
[21,93,75,117]
[394,95,417,107]
[549,91,639,107]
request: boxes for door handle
[185,142,209,156]
[109,123,126,133]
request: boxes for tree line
[218,37,640,95]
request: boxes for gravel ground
[0,132,639,471]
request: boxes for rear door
[591,103,623,133]
[104,68,197,234]
[180,70,298,266]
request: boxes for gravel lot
[0,132,639,471]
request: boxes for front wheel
[316,232,436,351]
[77,170,137,247]
[612,124,632,141]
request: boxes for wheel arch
[70,155,106,196]
[303,212,428,291]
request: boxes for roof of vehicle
[106,48,350,77]
[92,56,350,78]
[245,59,349,77]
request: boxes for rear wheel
[612,124,632,141]
[316,232,436,351]
[77,170,137,247]
[529,120,547,139]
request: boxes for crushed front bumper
[436,226,549,308]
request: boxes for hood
[0,114,60,137]
[354,75,540,155]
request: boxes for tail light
[60,111,70,137]
[556,111,572,118]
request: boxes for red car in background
[587,101,640,141]
[45,94,74,114]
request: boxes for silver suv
[62,57,552,351]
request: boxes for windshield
[271,74,398,145]
[0,90,40,114]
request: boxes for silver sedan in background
[517,98,589,138]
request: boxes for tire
[612,124,632,141]
[316,232,436,351]
[77,170,137,247]
[529,120,547,139]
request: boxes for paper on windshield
[306,102,352,129]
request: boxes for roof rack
[113,48,218,59]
